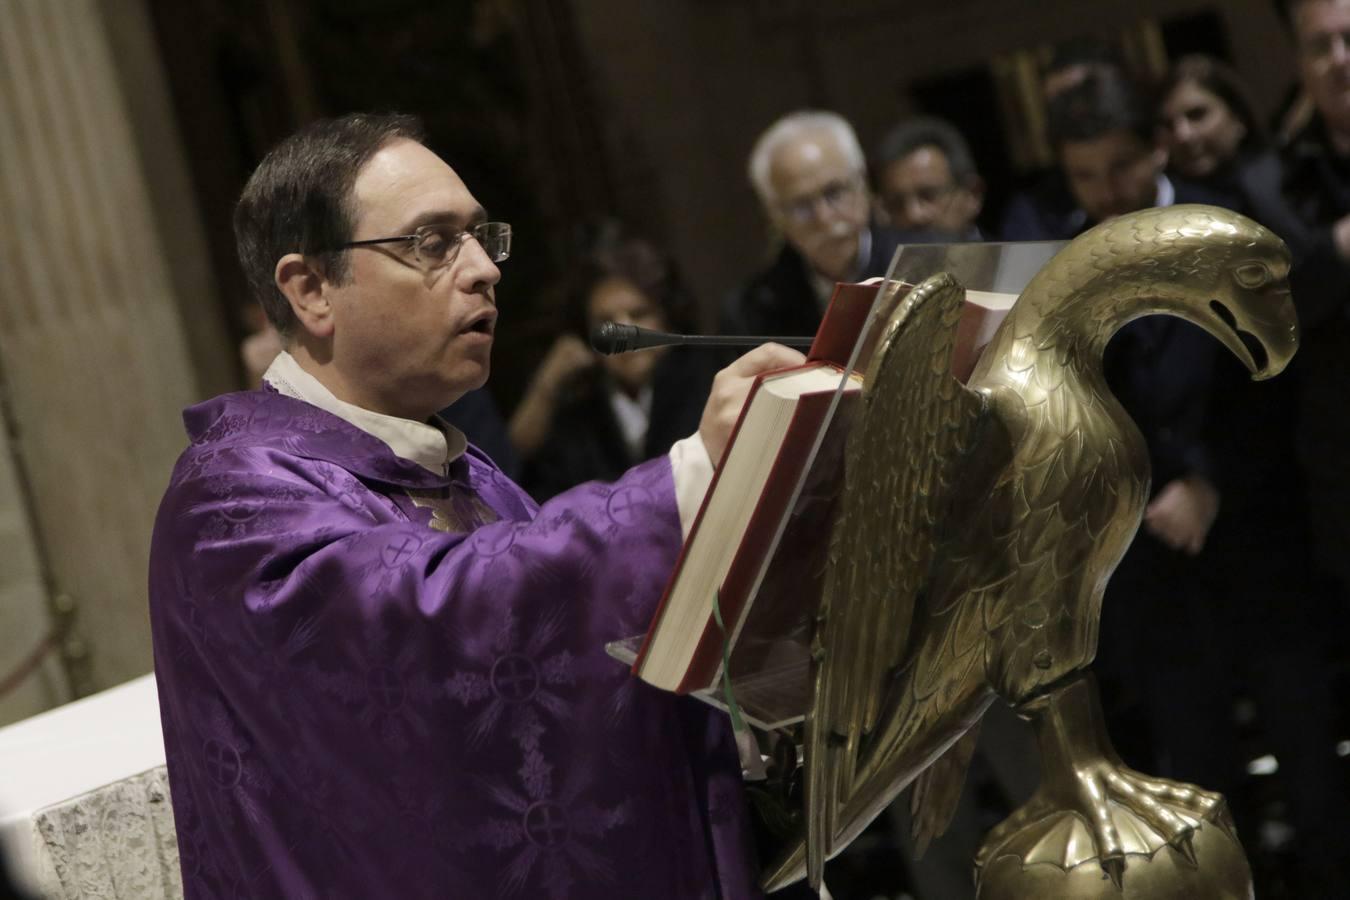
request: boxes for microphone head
[589,321,639,355]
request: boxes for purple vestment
[148,389,761,899]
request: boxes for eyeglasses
[779,177,864,224]
[342,221,512,271]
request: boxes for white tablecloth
[0,675,181,898]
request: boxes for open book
[628,262,1038,728]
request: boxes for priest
[148,112,803,899]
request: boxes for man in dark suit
[1016,56,1227,804]
[999,39,1128,242]
[726,110,934,338]
[1009,70,1236,584]
[1281,0,1350,595]
[1008,68,1240,241]
[1274,9,1350,884]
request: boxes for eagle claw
[978,674,1226,888]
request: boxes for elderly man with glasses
[148,113,801,899]
[724,110,937,339]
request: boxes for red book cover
[806,279,884,365]
[627,372,764,679]
[674,382,851,693]
[632,280,881,695]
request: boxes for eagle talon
[1100,855,1125,890]
[978,674,1237,892]
[1171,828,1198,867]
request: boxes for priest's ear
[274,253,335,339]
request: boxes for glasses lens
[413,225,456,269]
[410,222,512,269]
[474,222,512,263]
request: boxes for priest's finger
[698,343,807,466]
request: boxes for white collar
[262,351,467,476]
[608,384,653,461]
[1155,173,1176,209]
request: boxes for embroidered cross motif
[490,653,541,703]
[523,801,570,847]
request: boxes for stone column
[0,0,233,704]
[0,397,66,725]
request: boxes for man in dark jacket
[1006,67,1240,240]
[1282,0,1350,593]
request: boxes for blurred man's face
[1293,0,1350,134]
[766,128,870,282]
[1061,129,1165,224]
[878,145,982,234]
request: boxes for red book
[632,281,880,710]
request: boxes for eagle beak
[1211,281,1299,380]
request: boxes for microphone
[589,322,814,355]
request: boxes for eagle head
[1086,205,1298,379]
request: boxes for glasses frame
[778,174,866,225]
[341,221,512,270]
[882,181,961,219]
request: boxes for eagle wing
[803,272,1013,884]
[842,287,1149,854]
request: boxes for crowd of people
[194,4,1350,898]
[444,4,1349,897]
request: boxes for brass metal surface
[975,673,1252,899]
[764,205,1297,893]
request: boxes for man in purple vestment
[148,113,804,899]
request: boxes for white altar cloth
[0,674,179,898]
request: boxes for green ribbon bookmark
[710,589,748,736]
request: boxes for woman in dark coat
[1156,54,1309,243]
[521,231,715,502]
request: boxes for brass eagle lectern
[769,204,1297,898]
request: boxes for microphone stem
[676,334,814,348]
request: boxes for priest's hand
[699,343,807,466]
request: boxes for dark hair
[1158,55,1267,153]
[233,112,426,336]
[563,223,697,339]
[1047,68,1154,148]
[874,116,980,185]
[1046,37,1126,79]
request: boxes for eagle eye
[1233,263,1269,289]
